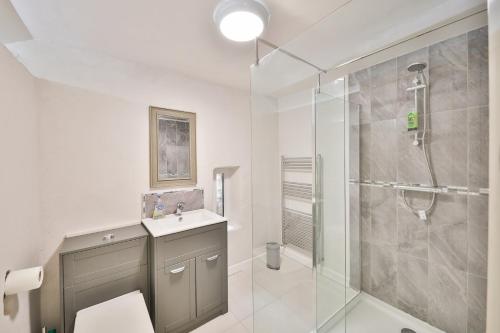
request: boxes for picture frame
[149,106,197,188]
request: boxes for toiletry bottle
[407,109,418,131]
[153,195,165,219]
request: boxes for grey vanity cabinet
[196,249,226,316]
[157,259,196,332]
[151,221,228,333]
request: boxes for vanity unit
[142,209,228,333]
[59,225,150,333]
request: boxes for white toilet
[73,291,154,333]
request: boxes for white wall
[36,78,252,329]
[0,39,251,331]
[278,94,313,158]
[251,93,281,251]
[487,1,500,332]
[0,44,40,332]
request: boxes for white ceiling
[0,0,30,43]
[252,0,486,94]
[6,0,349,90]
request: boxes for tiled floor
[192,254,440,333]
[192,254,315,333]
[192,254,356,333]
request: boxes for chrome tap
[175,201,185,216]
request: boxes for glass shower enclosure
[250,43,358,332]
[250,1,489,333]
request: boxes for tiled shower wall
[348,27,489,333]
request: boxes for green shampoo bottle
[407,110,418,131]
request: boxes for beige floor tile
[190,312,239,333]
[241,315,253,332]
[252,299,311,333]
[223,322,250,333]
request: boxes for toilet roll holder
[3,267,43,299]
[3,270,10,299]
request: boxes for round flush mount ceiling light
[213,0,270,42]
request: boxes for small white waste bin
[266,242,280,270]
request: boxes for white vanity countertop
[142,209,227,237]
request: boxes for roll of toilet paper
[4,266,43,296]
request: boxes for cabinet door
[157,259,196,332]
[196,250,227,316]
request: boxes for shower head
[407,62,427,73]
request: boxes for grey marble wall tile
[428,263,467,333]
[397,47,430,118]
[350,245,361,291]
[467,274,487,333]
[369,243,398,307]
[397,116,432,185]
[361,241,371,293]
[348,69,371,124]
[370,119,398,182]
[429,34,468,113]
[468,26,489,108]
[468,106,489,190]
[397,254,428,321]
[429,222,467,272]
[397,192,429,259]
[353,28,488,331]
[432,193,467,226]
[371,59,397,86]
[360,124,371,180]
[181,189,205,211]
[350,125,360,180]
[350,248,361,290]
[370,187,397,245]
[350,184,360,237]
[350,184,361,290]
[360,186,371,242]
[371,59,398,121]
[468,195,488,229]
[349,101,361,126]
[372,83,398,121]
[428,109,468,186]
[143,189,204,218]
[468,225,488,278]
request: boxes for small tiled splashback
[142,188,204,218]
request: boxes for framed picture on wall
[149,106,197,188]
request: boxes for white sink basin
[142,209,227,237]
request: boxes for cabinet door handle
[170,266,185,274]
[206,255,219,262]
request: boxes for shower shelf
[349,179,489,196]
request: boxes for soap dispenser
[152,195,165,219]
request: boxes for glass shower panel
[315,79,363,333]
[315,88,346,332]
[250,45,319,333]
